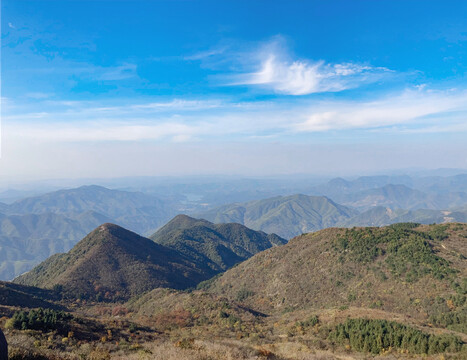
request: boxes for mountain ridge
[197,194,358,239]
[150,214,286,272]
[14,223,209,300]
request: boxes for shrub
[236,288,254,302]
[297,315,319,329]
[153,308,193,330]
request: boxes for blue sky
[1,0,467,180]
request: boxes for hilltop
[206,223,467,322]
[150,214,286,272]
[14,223,209,300]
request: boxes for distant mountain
[0,202,8,213]
[206,223,467,318]
[15,224,209,300]
[309,175,467,210]
[337,184,436,210]
[150,215,286,273]
[0,188,52,204]
[197,194,358,239]
[309,175,414,197]
[4,185,175,235]
[418,174,467,194]
[0,211,111,281]
[308,176,467,211]
[339,207,467,227]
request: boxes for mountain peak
[14,224,209,300]
[97,222,119,231]
[152,214,212,239]
[85,222,140,246]
[171,214,207,224]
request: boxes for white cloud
[230,42,390,95]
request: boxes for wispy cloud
[25,92,53,99]
[129,99,222,111]
[233,55,388,95]
[9,122,198,142]
[4,87,467,143]
[95,63,137,81]
[226,39,391,95]
[184,47,228,61]
[295,89,467,132]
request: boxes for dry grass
[111,338,346,360]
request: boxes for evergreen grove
[6,308,73,334]
[328,318,465,355]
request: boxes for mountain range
[339,206,467,227]
[2,185,175,235]
[14,218,284,300]
[197,194,358,239]
[197,191,467,239]
[329,184,467,211]
[0,185,176,280]
[1,174,467,280]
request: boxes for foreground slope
[150,215,286,272]
[197,194,358,239]
[207,223,467,321]
[14,223,209,300]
